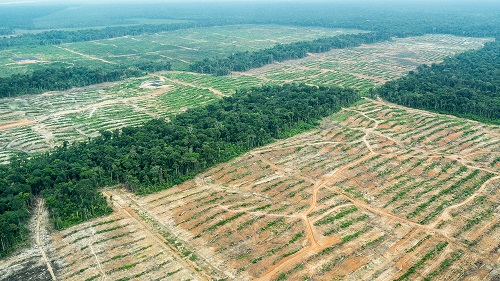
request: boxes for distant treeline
[186,1,500,38]
[0,3,498,98]
[2,3,499,49]
[0,83,358,257]
[375,41,500,124]
[0,32,389,98]
[189,32,391,76]
[0,59,171,98]
[0,22,203,50]
[246,8,500,39]
[0,28,12,36]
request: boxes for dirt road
[35,199,57,281]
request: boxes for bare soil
[0,33,498,280]
[0,119,35,131]
[2,98,499,280]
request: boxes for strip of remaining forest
[0,22,201,50]
[0,32,381,98]
[0,83,359,257]
[0,60,172,98]
[1,2,498,98]
[189,32,390,75]
[2,3,498,47]
[375,40,500,124]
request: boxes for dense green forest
[0,22,202,50]
[0,32,387,98]
[189,32,390,76]
[0,83,358,257]
[0,60,171,98]
[183,2,500,38]
[2,2,499,41]
[375,41,500,124]
[1,0,499,260]
[0,5,63,30]
[1,2,498,97]
[0,28,12,36]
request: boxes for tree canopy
[0,83,359,257]
[375,41,500,124]
[0,22,203,50]
[189,32,391,76]
[0,60,171,98]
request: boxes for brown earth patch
[0,119,34,130]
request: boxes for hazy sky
[0,0,268,3]
[1,0,168,3]
[0,0,294,4]
[0,0,496,4]
[0,0,335,5]
[0,0,219,4]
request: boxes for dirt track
[35,200,57,281]
[55,46,116,64]
[103,189,226,281]
[0,119,35,131]
[0,198,57,281]
[127,98,499,280]
[1,99,498,281]
[152,74,229,97]
[250,99,481,280]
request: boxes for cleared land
[0,34,490,164]
[235,34,493,91]
[2,98,498,280]
[127,98,500,280]
[0,196,204,281]
[0,76,228,163]
[11,19,193,37]
[0,25,362,76]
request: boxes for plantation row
[0,25,357,80]
[0,34,488,163]
[363,104,500,170]
[160,72,264,96]
[65,26,358,71]
[46,210,200,281]
[3,2,500,43]
[2,96,496,279]
[138,153,374,279]
[0,84,358,258]
[131,99,499,280]
[0,21,205,50]
[189,32,389,76]
[0,77,224,163]
[376,40,500,124]
[0,61,172,98]
[243,35,491,92]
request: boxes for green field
[0,25,363,77]
[238,34,493,92]
[0,34,491,164]
[11,19,193,36]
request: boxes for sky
[0,0,208,4]
[0,0,332,5]
[0,0,496,4]
[0,0,269,3]
[0,0,163,3]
